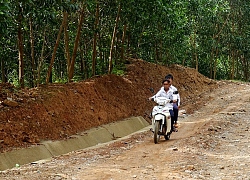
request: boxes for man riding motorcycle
[149,79,178,132]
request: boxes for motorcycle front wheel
[154,121,160,144]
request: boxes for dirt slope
[0,73,249,179]
[0,58,217,152]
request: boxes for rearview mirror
[149,87,154,93]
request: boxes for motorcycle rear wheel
[154,121,160,144]
[164,133,171,140]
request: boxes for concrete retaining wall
[0,116,149,171]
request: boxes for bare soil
[0,58,250,179]
[0,58,216,152]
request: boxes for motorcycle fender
[154,114,165,122]
[166,117,171,133]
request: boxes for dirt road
[1,81,250,180]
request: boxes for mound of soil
[0,58,218,152]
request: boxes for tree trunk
[29,15,35,87]
[213,34,221,80]
[240,55,249,81]
[246,58,249,81]
[193,33,198,71]
[17,5,24,88]
[190,33,197,70]
[121,24,127,62]
[108,4,121,74]
[209,47,215,79]
[63,11,71,75]
[1,59,7,83]
[92,2,99,76]
[213,47,219,79]
[79,44,87,79]
[155,42,159,63]
[182,49,188,66]
[46,19,64,84]
[230,10,235,80]
[230,50,235,80]
[37,29,47,87]
[68,5,85,81]
[98,33,105,74]
[158,25,163,63]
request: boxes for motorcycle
[150,97,173,144]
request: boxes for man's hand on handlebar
[148,97,154,101]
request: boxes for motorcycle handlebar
[149,97,173,103]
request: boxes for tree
[68,3,85,81]
[1,0,250,86]
[108,3,121,74]
[92,2,99,76]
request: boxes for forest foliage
[0,0,249,88]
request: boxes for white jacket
[151,88,177,110]
[160,85,180,106]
